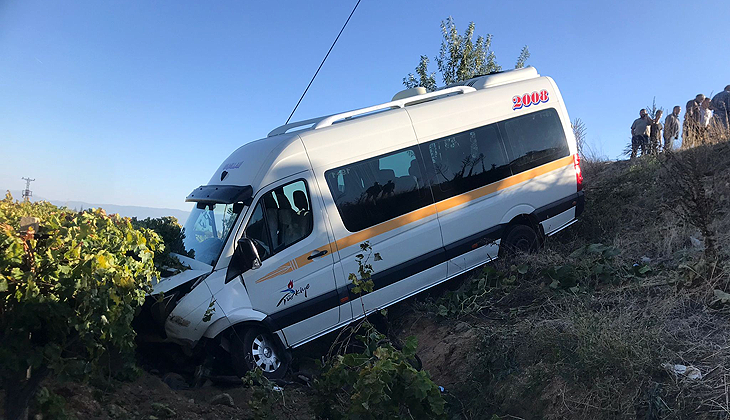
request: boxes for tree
[403,17,530,91]
[0,193,161,420]
[646,96,664,119]
[515,46,531,69]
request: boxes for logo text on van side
[277,280,310,307]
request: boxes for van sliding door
[416,122,511,275]
[305,109,446,320]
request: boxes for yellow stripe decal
[255,156,573,283]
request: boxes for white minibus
[141,67,584,378]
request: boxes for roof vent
[391,86,427,101]
[447,66,540,90]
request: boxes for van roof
[267,66,540,139]
[197,66,547,197]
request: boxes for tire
[230,327,289,380]
[500,224,540,257]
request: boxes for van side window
[500,108,569,174]
[325,147,432,232]
[420,123,511,202]
[244,201,273,260]
[244,180,313,261]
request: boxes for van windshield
[181,203,242,267]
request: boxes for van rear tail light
[573,153,583,192]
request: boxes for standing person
[630,109,651,159]
[699,98,714,145]
[683,94,705,148]
[649,110,663,155]
[711,85,730,132]
[664,105,681,151]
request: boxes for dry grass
[443,281,730,420]
[405,134,730,419]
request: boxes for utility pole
[21,177,35,202]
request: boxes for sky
[1,0,728,212]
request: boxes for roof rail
[267,86,476,137]
[267,115,333,137]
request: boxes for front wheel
[499,224,540,257]
[230,327,289,379]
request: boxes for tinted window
[244,180,313,261]
[420,123,511,202]
[500,108,569,173]
[325,147,433,232]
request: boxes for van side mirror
[225,237,262,283]
[237,237,262,270]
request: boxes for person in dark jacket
[711,86,730,132]
[683,94,705,148]
[649,110,663,155]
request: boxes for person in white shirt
[699,98,713,145]
[700,98,713,127]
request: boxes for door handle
[308,250,328,260]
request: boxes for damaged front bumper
[134,269,211,345]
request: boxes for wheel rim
[504,227,537,255]
[514,234,533,252]
[251,334,281,372]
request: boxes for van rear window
[500,108,570,173]
[325,147,433,232]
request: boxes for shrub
[313,241,445,419]
[130,216,190,273]
[0,192,161,420]
[313,325,446,420]
[242,369,280,420]
[544,243,650,292]
[433,264,524,318]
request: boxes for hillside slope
[11,141,730,420]
[394,141,730,419]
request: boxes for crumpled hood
[151,268,211,295]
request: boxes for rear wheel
[500,224,540,257]
[230,327,289,379]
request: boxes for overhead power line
[285,0,362,124]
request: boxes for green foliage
[314,324,446,420]
[402,55,437,92]
[514,46,530,69]
[348,241,381,296]
[0,192,161,417]
[676,257,719,288]
[431,243,652,319]
[403,17,529,91]
[151,402,176,418]
[242,369,280,420]
[202,298,216,323]
[315,242,444,418]
[130,216,190,273]
[544,243,650,292]
[435,264,524,318]
[645,96,664,120]
[32,387,74,420]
